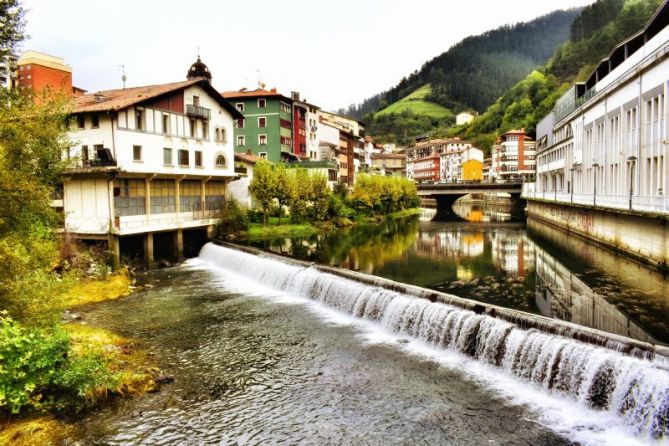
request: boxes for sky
[22,0,595,111]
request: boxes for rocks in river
[61,310,82,322]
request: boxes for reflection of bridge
[417,182,524,216]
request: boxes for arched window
[215,154,226,168]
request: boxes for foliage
[375,84,454,119]
[251,163,332,225]
[366,110,447,146]
[0,0,25,60]
[341,9,580,118]
[215,196,250,235]
[0,316,118,415]
[349,175,419,216]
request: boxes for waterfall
[198,243,669,440]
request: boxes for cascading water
[199,243,669,440]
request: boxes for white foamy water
[193,243,669,445]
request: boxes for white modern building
[456,111,476,126]
[63,58,244,266]
[526,2,669,213]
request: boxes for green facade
[231,96,293,163]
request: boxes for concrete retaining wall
[526,199,669,269]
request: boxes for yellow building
[461,147,484,181]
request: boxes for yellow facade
[462,159,483,181]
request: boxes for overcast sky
[22,0,595,110]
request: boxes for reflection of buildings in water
[534,245,657,344]
[415,229,485,259]
[490,232,535,276]
[453,203,512,223]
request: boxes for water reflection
[245,205,669,344]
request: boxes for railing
[522,183,669,214]
[186,104,211,119]
[300,160,338,169]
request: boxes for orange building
[16,50,81,99]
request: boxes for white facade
[456,111,475,126]
[440,151,463,182]
[64,81,238,238]
[526,9,669,214]
[490,130,536,182]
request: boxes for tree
[0,0,25,60]
[249,161,277,225]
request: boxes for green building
[221,88,294,163]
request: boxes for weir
[201,242,669,439]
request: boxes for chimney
[291,91,300,101]
[94,93,105,103]
[246,149,252,155]
[271,87,277,93]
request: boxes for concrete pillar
[207,224,215,239]
[108,234,120,270]
[145,177,152,216]
[175,178,181,214]
[144,232,154,265]
[175,229,184,261]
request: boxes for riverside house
[63,57,243,266]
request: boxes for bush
[216,197,249,235]
[0,315,117,414]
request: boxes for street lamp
[627,155,637,210]
[592,162,600,206]
[569,163,576,204]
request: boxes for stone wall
[526,199,669,269]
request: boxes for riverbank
[1,271,162,446]
[240,208,421,240]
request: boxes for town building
[456,111,476,126]
[370,152,406,176]
[461,147,485,181]
[222,87,294,163]
[490,129,536,182]
[522,2,669,268]
[319,111,366,186]
[528,0,668,211]
[412,154,440,183]
[63,57,243,266]
[16,50,78,99]
[406,138,478,183]
[0,54,17,89]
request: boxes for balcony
[301,160,338,170]
[186,104,211,119]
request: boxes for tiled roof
[234,152,263,164]
[73,79,244,119]
[73,80,198,113]
[372,153,405,159]
[221,88,289,100]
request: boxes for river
[67,204,669,445]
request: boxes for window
[236,118,245,128]
[133,145,142,161]
[215,154,226,167]
[180,180,201,212]
[221,128,227,144]
[236,103,244,112]
[259,152,267,160]
[162,114,169,134]
[195,151,203,167]
[136,109,144,130]
[259,134,267,145]
[203,121,209,139]
[163,147,172,165]
[237,135,245,146]
[76,115,85,129]
[91,114,99,128]
[258,117,266,127]
[113,179,146,217]
[81,145,89,162]
[150,179,176,214]
[206,181,226,210]
[280,102,290,113]
[215,128,220,142]
[258,98,266,108]
[189,119,196,138]
[179,149,189,166]
[280,119,291,129]
[193,95,200,106]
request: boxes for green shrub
[0,315,117,414]
[216,197,250,235]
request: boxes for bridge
[417,182,524,216]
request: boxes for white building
[527,2,669,213]
[456,111,476,126]
[490,129,536,182]
[406,138,474,182]
[63,58,244,266]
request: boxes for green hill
[375,85,453,119]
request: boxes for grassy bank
[1,271,161,446]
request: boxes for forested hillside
[456,0,662,153]
[341,9,581,120]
